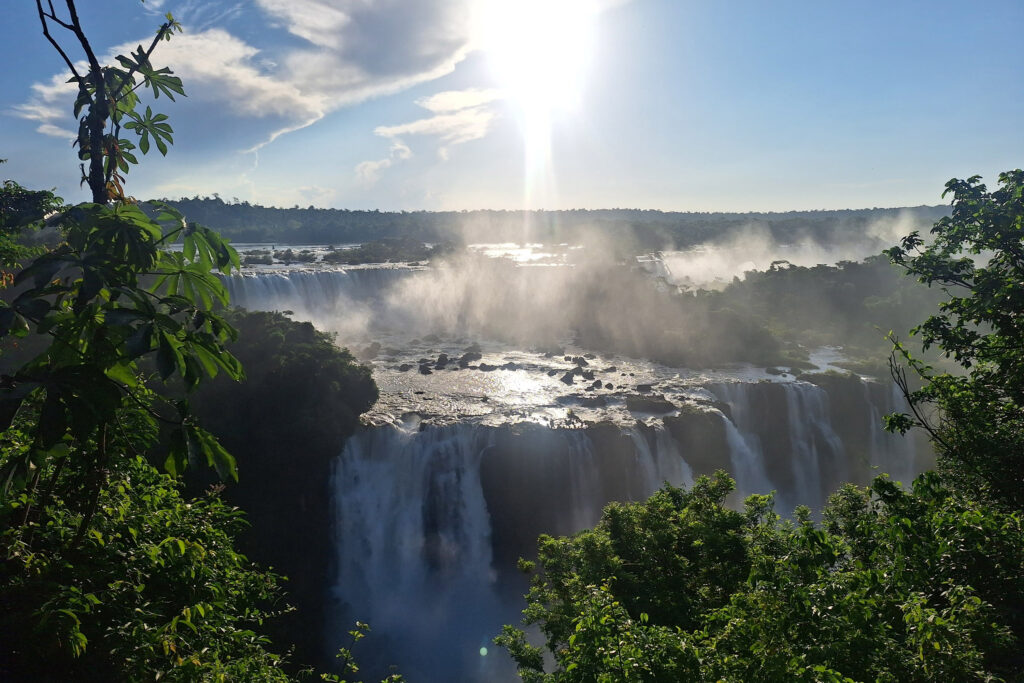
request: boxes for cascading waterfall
[329,421,699,681]
[329,422,509,681]
[624,425,694,495]
[709,380,894,513]
[781,383,847,512]
[707,382,777,502]
[223,269,416,334]
[862,380,918,485]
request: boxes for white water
[330,422,700,681]
[330,423,510,681]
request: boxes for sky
[1,0,1022,212]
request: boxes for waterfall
[707,382,777,502]
[862,381,918,485]
[223,268,416,335]
[329,421,699,681]
[624,425,694,495]
[780,383,847,512]
[329,423,510,681]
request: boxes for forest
[1,3,1022,682]
[162,195,948,252]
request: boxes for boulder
[626,394,676,414]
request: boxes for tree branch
[35,0,81,81]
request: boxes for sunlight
[476,0,598,203]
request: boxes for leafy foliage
[36,0,184,203]
[0,173,63,270]
[2,4,317,680]
[499,474,1024,682]
[0,430,291,681]
[885,170,1024,507]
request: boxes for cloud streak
[356,88,504,182]
[16,0,477,154]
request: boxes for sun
[476,0,599,199]
[478,0,598,117]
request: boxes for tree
[0,3,282,678]
[498,474,1024,682]
[1,0,243,530]
[885,170,1024,508]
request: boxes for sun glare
[477,0,598,203]
[480,0,596,115]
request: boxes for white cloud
[10,74,79,139]
[255,0,352,49]
[17,0,477,153]
[415,88,503,113]
[356,140,415,185]
[355,158,393,185]
[356,88,503,182]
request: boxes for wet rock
[626,394,676,413]
[605,383,614,390]
[590,379,603,389]
[636,383,653,392]
[574,357,589,367]
[418,358,431,365]
[546,369,559,377]
[584,353,597,360]
[563,356,573,362]
[604,366,618,373]
[434,353,449,369]
[479,363,498,372]
[579,395,606,407]
[398,364,413,372]
[582,370,595,381]
[560,371,576,385]
[464,342,482,354]
[501,361,519,371]
[418,364,433,375]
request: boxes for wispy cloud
[356,140,413,185]
[356,88,503,181]
[10,74,78,140]
[16,0,477,154]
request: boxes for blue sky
[1,0,1022,211]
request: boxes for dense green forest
[162,195,948,250]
